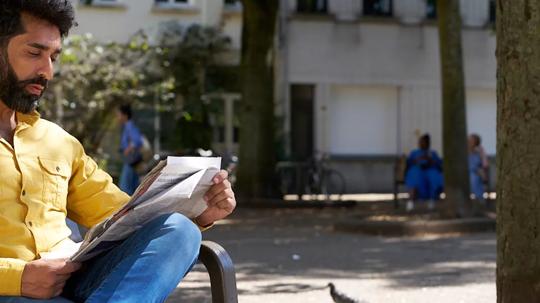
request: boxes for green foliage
[40,22,231,156]
[151,22,232,151]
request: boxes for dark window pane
[489,0,496,23]
[297,0,328,14]
[155,0,188,3]
[426,0,437,19]
[363,0,393,17]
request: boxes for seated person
[405,134,444,210]
[468,134,489,202]
[0,2,236,302]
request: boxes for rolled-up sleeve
[0,258,27,296]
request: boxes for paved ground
[167,206,496,303]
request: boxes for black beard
[0,65,48,114]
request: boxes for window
[81,0,118,5]
[363,0,393,17]
[296,0,328,14]
[224,0,241,10]
[489,0,496,23]
[81,0,126,8]
[155,0,190,6]
[426,0,437,19]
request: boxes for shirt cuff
[0,258,27,296]
[193,218,214,231]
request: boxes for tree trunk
[236,0,279,199]
[436,0,471,218]
[496,1,540,301]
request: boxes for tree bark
[496,1,540,301]
[236,0,279,199]
[437,0,471,218]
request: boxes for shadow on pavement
[167,206,495,302]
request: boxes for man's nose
[36,57,54,81]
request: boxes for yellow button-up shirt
[0,112,130,296]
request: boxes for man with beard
[0,1,236,302]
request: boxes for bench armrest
[199,241,238,303]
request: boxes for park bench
[70,225,238,303]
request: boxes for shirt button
[28,221,33,227]
[56,166,60,172]
[22,190,26,196]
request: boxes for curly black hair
[0,0,76,42]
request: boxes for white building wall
[71,0,242,48]
[326,85,398,155]
[286,20,496,158]
[287,21,495,87]
[466,89,497,155]
[399,85,443,154]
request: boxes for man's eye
[29,52,40,57]
[51,56,57,63]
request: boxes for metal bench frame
[198,241,238,303]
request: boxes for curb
[334,217,496,236]
[238,199,396,209]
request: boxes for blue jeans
[0,213,201,303]
[119,163,140,195]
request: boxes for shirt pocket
[38,157,71,209]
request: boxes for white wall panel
[327,85,398,155]
[466,89,496,155]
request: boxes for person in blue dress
[468,134,489,202]
[405,134,444,210]
[117,104,143,195]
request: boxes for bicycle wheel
[322,169,346,196]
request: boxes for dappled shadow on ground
[168,206,495,301]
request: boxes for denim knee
[162,213,202,256]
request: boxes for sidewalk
[167,206,495,303]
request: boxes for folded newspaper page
[61,156,221,262]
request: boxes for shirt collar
[16,110,40,127]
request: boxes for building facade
[278,0,496,192]
[70,0,497,193]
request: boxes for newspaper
[62,156,221,262]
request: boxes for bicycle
[276,155,346,202]
[304,155,346,201]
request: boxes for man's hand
[196,170,236,227]
[21,259,81,299]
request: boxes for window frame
[154,0,194,9]
[80,0,126,8]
